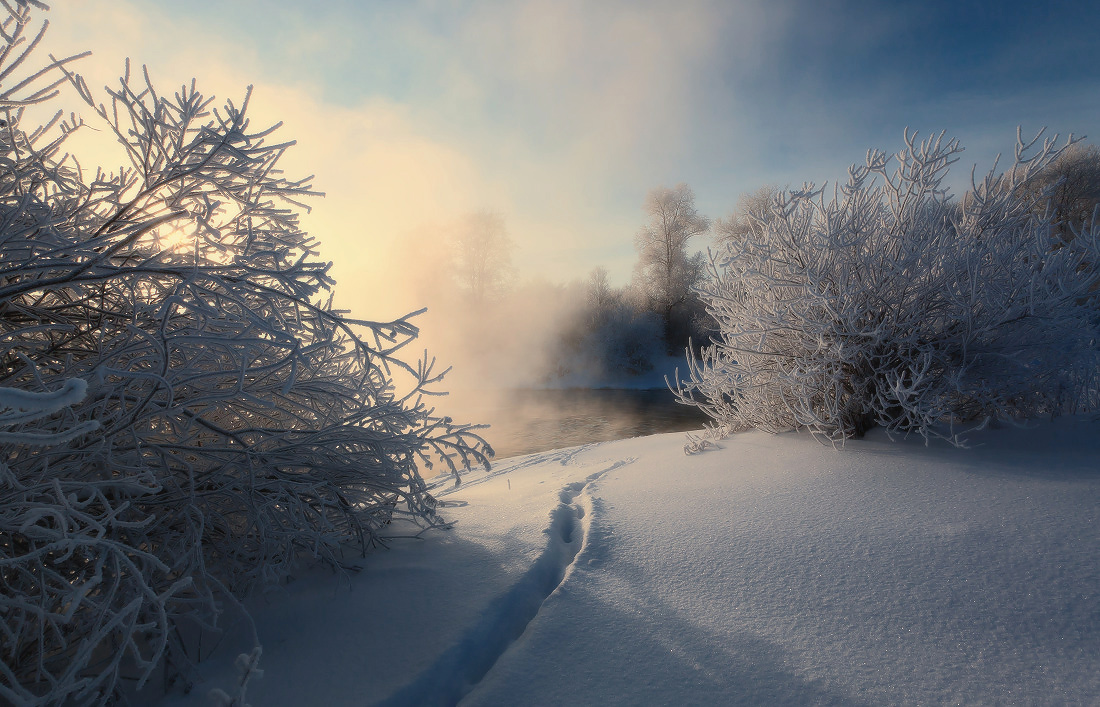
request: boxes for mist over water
[375,211,711,462]
[442,388,708,460]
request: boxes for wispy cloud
[34,0,1100,314]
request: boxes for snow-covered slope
[165,418,1100,705]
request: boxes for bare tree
[454,209,513,303]
[586,266,614,315]
[632,184,710,347]
[714,184,780,244]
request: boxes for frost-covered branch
[674,129,1100,447]
[0,5,490,703]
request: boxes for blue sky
[41,0,1100,313]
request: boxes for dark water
[443,388,709,459]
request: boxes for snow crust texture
[166,419,1100,706]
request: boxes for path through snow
[163,419,1100,706]
[380,458,635,704]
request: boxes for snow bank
[164,417,1100,705]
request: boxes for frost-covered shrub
[672,129,1100,445]
[1019,141,1100,243]
[0,380,175,706]
[0,5,488,704]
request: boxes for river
[441,388,709,460]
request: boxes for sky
[36,0,1100,318]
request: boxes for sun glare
[152,225,196,253]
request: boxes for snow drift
[166,417,1100,705]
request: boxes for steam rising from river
[368,218,705,459]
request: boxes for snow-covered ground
[164,418,1100,706]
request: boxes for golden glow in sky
[38,0,1100,318]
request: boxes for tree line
[423,183,717,389]
[429,136,1100,394]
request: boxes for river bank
[440,386,708,459]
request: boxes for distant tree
[673,129,1100,449]
[632,184,710,349]
[715,184,780,244]
[586,267,661,373]
[1019,141,1100,241]
[552,274,661,381]
[454,210,514,303]
[0,6,489,703]
[586,267,614,317]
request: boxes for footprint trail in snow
[380,456,634,706]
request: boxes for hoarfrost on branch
[673,129,1100,448]
[0,4,489,704]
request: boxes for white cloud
[37,1,498,315]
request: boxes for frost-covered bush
[0,5,488,704]
[672,129,1100,445]
[1019,141,1100,243]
